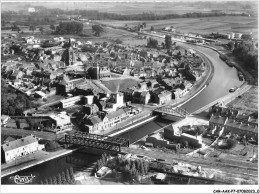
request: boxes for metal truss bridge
[153,105,190,118]
[64,132,129,152]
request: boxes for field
[2,1,257,15]
[227,86,258,114]
[96,16,258,40]
[102,78,140,92]
[1,23,136,44]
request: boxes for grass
[227,86,258,114]
[102,78,139,92]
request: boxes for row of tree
[230,41,258,70]
[55,21,83,35]
[39,167,75,185]
[146,35,173,50]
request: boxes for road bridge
[153,105,190,119]
[63,132,129,152]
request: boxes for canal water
[2,45,242,184]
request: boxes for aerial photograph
[1,0,258,191]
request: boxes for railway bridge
[62,132,129,152]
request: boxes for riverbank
[1,148,79,178]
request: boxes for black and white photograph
[1,0,259,193]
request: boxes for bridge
[63,132,129,152]
[153,105,190,119]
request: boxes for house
[154,90,172,105]
[164,124,203,148]
[56,75,86,95]
[34,91,47,99]
[120,88,134,102]
[88,64,111,80]
[138,82,147,91]
[209,114,258,140]
[1,135,45,163]
[141,91,151,105]
[84,115,103,133]
[60,96,82,108]
[148,80,159,89]
[83,104,99,115]
[48,112,73,133]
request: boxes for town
[1,1,258,190]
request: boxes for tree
[135,159,141,171]
[40,180,44,184]
[184,141,189,148]
[56,173,62,185]
[69,167,74,180]
[142,22,146,28]
[150,26,154,31]
[139,160,145,175]
[142,160,149,175]
[92,25,105,37]
[61,171,67,184]
[165,35,172,50]
[15,119,20,129]
[161,42,165,49]
[50,24,55,31]
[39,27,44,35]
[43,177,48,185]
[65,169,71,184]
[52,176,57,185]
[48,177,53,185]
[147,37,158,48]
[29,25,36,33]
[227,41,235,50]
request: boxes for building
[164,124,203,148]
[49,112,73,133]
[83,104,99,115]
[34,91,47,99]
[88,64,111,80]
[209,114,258,140]
[1,115,10,127]
[105,93,124,111]
[56,75,86,95]
[28,8,36,13]
[84,115,103,133]
[234,33,243,39]
[1,135,44,163]
[227,32,235,39]
[60,96,82,108]
[154,90,172,105]
[120,88,134,102]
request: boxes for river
[1,44,243,184]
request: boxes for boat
[229,87,238,93]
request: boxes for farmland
[96,16,258,40]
